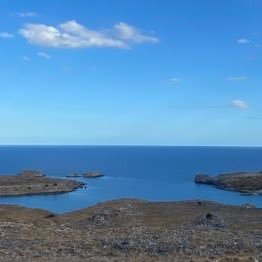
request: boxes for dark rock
[113,239,132,251]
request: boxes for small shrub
[205,212,213,219]
[45,214,56,218]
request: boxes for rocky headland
[0,199,261,261]
[0,170,84,196]
[195,171,262,194]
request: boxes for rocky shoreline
[0,170,261,261]
[0,199,261,261]
[0,170,84,197]
[195,171,262,195]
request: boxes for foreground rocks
[195,171,262,194]
[0,170,84,196]
[0,199,261,261]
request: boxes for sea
[0,146,261,213]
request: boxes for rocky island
[195,171,262,194]
[0,170,84,196]
[0,199,261,261]
[83,171,104,178]
[67,171,104,178]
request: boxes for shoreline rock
[195,171,262,194]
[0,170,84,197]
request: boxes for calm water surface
[0,146,261,213]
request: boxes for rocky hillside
[0,199,261,261]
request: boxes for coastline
[0,163,261,260]
[0,146,262,211]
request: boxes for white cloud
[19,20,159,49]
[17,12,36,18]
[37,52,50,59]
[0,32,14,38]
[237,38,250,44]
[114,22,159,44]
[227,76,247,81]
[232,99,248,110]
[169,78,179,84]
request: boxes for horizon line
[0,144,262,148]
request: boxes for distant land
[195,171,262,195]
[0,170,84,196]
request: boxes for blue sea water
[0,146,261,213]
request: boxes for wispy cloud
[237,37,262,48]
[227,76,247,81]
[169,78,180,84]
[19,20,159,49]
[0,32,14,38]
[237,38,250,44]
[232,99,248,110]
[17,12,36,18]
[114,22,159,44]
[37,52,50,59]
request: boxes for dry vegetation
[0,199,261,261]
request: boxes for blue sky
[0,0,262,146]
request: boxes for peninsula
[195,171,262,194]
[0,170,84,196]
